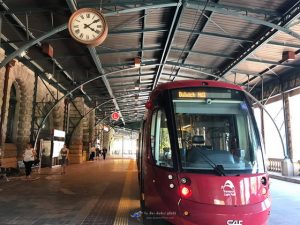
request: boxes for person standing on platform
[89,146,96,160]
[102,147,107,160]
[60,144,69,174]
[95,147,100,160]
[23,143,36,180]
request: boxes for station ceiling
[1,0,300,129]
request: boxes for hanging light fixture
[134,57,141,68]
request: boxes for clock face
[68,8,108,46]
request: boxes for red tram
[137,80,271,225]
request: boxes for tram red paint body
[137,80,271,225]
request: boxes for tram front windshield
[172,87,265,174]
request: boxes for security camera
[206,98,212,104]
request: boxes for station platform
[269,172,300,184]
[1,158,300,225]
[0,158,142,225]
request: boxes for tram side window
[150,109,172,168]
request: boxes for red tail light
[180,185,192,198]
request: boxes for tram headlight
[206,98,212,104]
[261,176,269,195]
[180,185,192,198]
[262,187,267,195]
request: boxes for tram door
[144,109,179,220]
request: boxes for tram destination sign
[178,91,206,98]
[175,89,232,99]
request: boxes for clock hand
[86,26,97,33]
[84,19,100,29]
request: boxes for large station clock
[68,8,108,47]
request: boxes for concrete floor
[0,158,142,225]
[0,158,299,225]
[269,178,300,225]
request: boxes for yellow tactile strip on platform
[113,160,141,225]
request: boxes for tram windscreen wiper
[196,150,226,176]
[213,164,226,176]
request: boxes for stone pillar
[281,92,294,176]
[89,109,95,144]
[69,97,84,164]
[82,109,89,155]
[16,76,35,155]
[98,124,104,150]
[0,58,36,166]
[52,104,63,130]
[0,60,16,146]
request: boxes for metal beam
[110,81,153,88]
[104,2,178,16]
[165,62,228,81]
[171,2,218,81]
[152,0,183,89]
[171,47,234,59]
[109,27,168,35]
[78,1,178,12]
[186,1,300,40]
[0,2,75,86]
[31,64,161,149]
[101,60,158,68]
[96,59,124,124]
[178,28,253,42]
[97,46,162,55]
[0,2,178,68]
[109,72,154,79]
[246,58,300,69]
[218,1,300,79]
[139,8,147,84]
[268,40,300,49]
[0,23,66,68]
[232,69,267,77]
[166,61,215,71]
[28,47,161,60]
[186,0,280,17]
[0,8,63,15]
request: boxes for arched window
[6,85,17,143]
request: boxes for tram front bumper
[177,197,271,225]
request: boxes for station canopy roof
[1,0,300,129]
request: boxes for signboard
[53,129,65,138]
[111,112,120,121]
[52,140,64,157]
[52,129,65,163]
